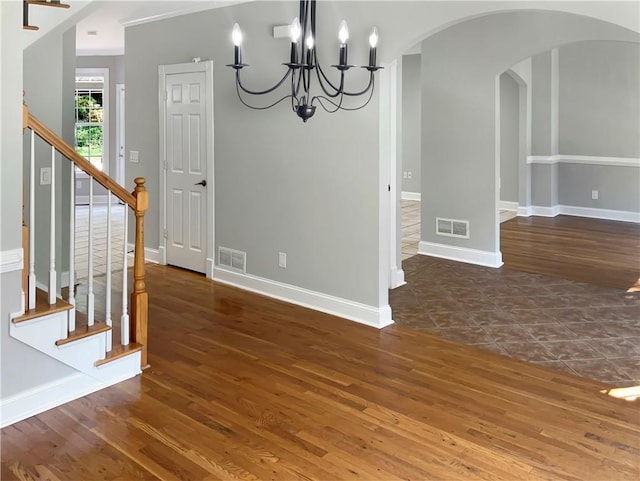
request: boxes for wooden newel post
[131,177,149,369]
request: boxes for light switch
[40,167,51,185]
[130,150,139,163]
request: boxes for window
[75,69,108,172]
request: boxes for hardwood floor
[501,215,640,290]
[2,265,639,480]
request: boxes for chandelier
[227,0,381,122]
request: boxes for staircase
[7,100,149,424]
[23,0,70,31]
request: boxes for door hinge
[163,229,168,239]
[163,91,168,101]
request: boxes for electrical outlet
[591,190,599,200]
[278,252,287,268]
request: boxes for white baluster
[48,146,56,305]
[121,207,129,346]
[28,131,36,310]
[68,166,76,332]
[105,191,113,351]
[87,180,95,326]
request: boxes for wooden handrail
[24,111,136,207]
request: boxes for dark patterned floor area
[390,255,640,386]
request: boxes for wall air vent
[218,246,246,273]
[436,217,470,239]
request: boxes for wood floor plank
[501,215,640,289]
[2,264,639,480]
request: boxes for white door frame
[379,60,405,300]
[115,83,125,186]
[158,61,215,278]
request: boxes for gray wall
[529,41,640,212]
[125,2,382,305]
[500,72,519,203]
[23,26,76,291]
[1,3,76,400]
[531,51,553,156]
[559,164,640,211]
[401,54,421,194]
[560,41,639,157]
[421,11,637,253]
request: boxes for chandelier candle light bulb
[338,20,349,66]
[368,27,378,68]
[232,23,242,64]
[305,33,314,65]
[290,17,302,64]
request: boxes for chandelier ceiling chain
[226,0,381,122]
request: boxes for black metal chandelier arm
[235,81,293,110]
[312,78,375,112]
[235,68,293,96]
[314,60,345,99]
[340,71,375,97]
[314,52,376,97]
[312,91,345,114]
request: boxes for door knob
[194,179,207,187]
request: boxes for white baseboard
[557,205,640,223]
[499,201,518,212]
[530,205,561,217]
[418,241,503,268]
[518,205,533,217]
[401,192,421,201]
[213,267,394,329]
[518,204,639,223]
[127,244,160,264]
[0,370,139,428]
[0,248,23,274]
[389,266,406,289]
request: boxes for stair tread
[26,1,70,8]
[96,343,144,367]
[13,288,72,323]
[56,321,111,346]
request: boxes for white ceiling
[74,1,246,56]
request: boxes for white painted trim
[519,205,639,223]
[499,201,519,211]
[127,244,160,264]
[527,155,640,168]
[0,369,139,428]
[418,241,503,268]
[518,205,533,217]
[530,205,561,217]
[213,267,394,329]
[401,191,421,201]
[0,248,23,274]
[389,267,406,289]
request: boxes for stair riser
[11,311,107,377]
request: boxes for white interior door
[161,65,211,273]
